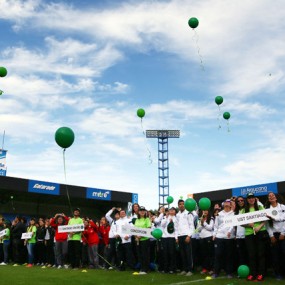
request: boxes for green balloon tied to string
[188,17,204,70]
[198,197,211,211]
[166,196,174,204]
[184,198,197,212]
[151,228,163,239]
[237,265,250,278]
[223,111,231,132]
[215,96,224,129]
[0,67,7,78]
[0,67,8,96]
[137,108,152,164]
[55,126,75,215]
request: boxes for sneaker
[64,264,69,269]
[139,271,147,275]
[185,271,193,277]
[201,268,208,274]
[13,264,19,267]
[26,264,33,268]
[247,275,255,281]
[208,270,214,275]
[178,271,187,275]
[169,271,174,274]
[52,265,56,268]
[211,274,218,279]
[256,275,264,281]
[41,266,46,269]
[57,265,62,269]
[0,262,7,265]
[23,263,28,266]
[47,264,52,268]
[108,267,113,270]
[227,274,233,279]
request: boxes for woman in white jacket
[265,192,285,280]
[161,207,178,274]
[212,199,235,279]
[197,209,214,274]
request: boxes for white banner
[121,225,153,238]
[223,209,279,227]
[0,229,7,238]
[58,224,84,233]
[21,232,33,239]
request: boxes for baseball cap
[246,193,255,199]
[139,206,147,211]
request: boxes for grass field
[0,265,282,285]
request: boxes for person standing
[161,206,178,274]
[241,193,268,281]
[114,209,135,271]
[212,199,235,279]
[11,216,26,266]
[176,199,195,276]
[105,208,120,269]
[0,220,11,265]
[68,208,84,269]
[134,206,152,274]
[50,213,70,269]
[265,192,285,280]
[25,218,37,267]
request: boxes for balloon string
[217,105,222,129]
[63,149,73,215]
[140,119,153,164]
[227,120,231,132]
[192,30,205,71]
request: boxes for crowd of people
[0,191,285,281]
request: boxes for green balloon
[237,265,250,278]
[0,67,7,77]
[223,112,231,120]
[184,198,197,212]
[137,108,145,118]
[215,96,223,105]
[198,197,211,211]
[188,17,199,29]
[151,228,163,239]
[166,196,174,204]
[55,127,75,149]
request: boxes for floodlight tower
[146,130,180,207]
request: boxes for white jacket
[213,210,235,239]
[197,217,214,239]
[176,210,195,237]
[114,216,133,244]
[266,203,285,237]
[161,215,178,239]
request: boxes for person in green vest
[68,208,84,269]
[25,218,37,267]
[134,206,151,274]
[0,220,11,265]
[241,193,268,282]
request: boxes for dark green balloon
[151,228,163,239]
[188,17,199,29]
[223,112,231,120]
[0,67,7,77]
[55,127,75,149]
[137,108,145,118]
[166,196,174,204]
[198,197,211,211]
[237,265,250,278]
[184,198,197,212]
[215,96,223,105]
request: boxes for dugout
[0,176,138,221]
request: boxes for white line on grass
[168,276,226,285]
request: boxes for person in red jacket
[98,216,110,268]
[83,219,100,269]
[50,213,69,269]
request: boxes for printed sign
[28,179,60,196]
[0,149,7,176]
[223,209,279,227]
[232,182,277,198]
[86,188,112,201]
[121,225,153,238]
[21,232,33,239]
[132,193,138,204]
[58,224,84,233]
[0,229,7,238]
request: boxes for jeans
[27,243,35,264]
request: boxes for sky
[1,0,285,210]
